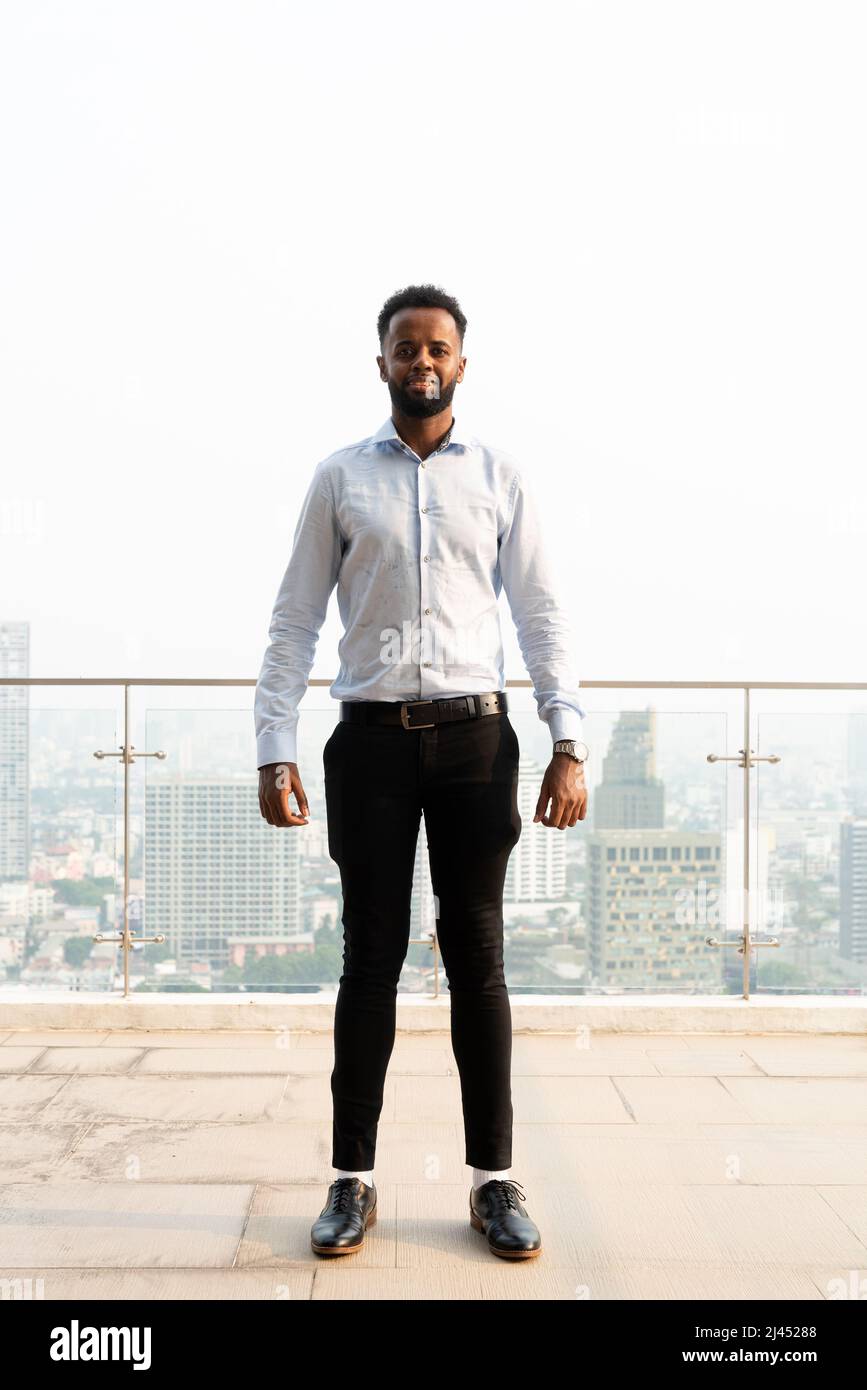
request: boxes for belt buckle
[400,699,436,730]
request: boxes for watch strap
[553,739,586,763]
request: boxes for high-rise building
[587,709,723,988]
[412,814,437,937]
[840,817,867,963]
[145,776,301,967]
[0,621,30,880]
[593,709,664,829]
[587,829,723,987]
[504,757,567,903]
[845,713,867,815]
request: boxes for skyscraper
[0,621,30,881]
[145,776,302,969]
[412,814,437,937]
[592,709,664,829]
[845,713,867,815]
[504,756,567,903]
[840,817,867,963]
[587,709,723,989]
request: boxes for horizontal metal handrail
[3,678,867,688]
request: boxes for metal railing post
[92,683,166,996]
[706,685,782,999]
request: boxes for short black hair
[377,283,467,351]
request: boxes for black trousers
[323,707,522,1170]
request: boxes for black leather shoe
[469,1179,542,1259]
[310,1177,378,1256]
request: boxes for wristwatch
[553,739,589,764]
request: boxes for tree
[63,936,93,968]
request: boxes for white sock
[472,1166,512,1188]
[335,1167,374,1186]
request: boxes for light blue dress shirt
[254,415,586,767]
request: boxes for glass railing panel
[755,705,867,995]
[0,687,121,992]
[503,697,733,993]
[139,697,338,993]
[138,693,438,994]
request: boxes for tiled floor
[0,1027,865,1300]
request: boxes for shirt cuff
[547,710,586,744]
[256,730,299,769]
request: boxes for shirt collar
[369,415,474,452]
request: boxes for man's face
[377,307,466,419]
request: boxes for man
[255,284,589,1261]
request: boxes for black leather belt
[339,690,508,730]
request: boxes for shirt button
[420,461,426,468]
[423,660,431,666]
[424,607,431,615]
[421,506,428,513]
[423,555,430,562]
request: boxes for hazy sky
[2,0,866,697]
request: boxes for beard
[386,371,458,419]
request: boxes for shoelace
[330,1178,361,1212]
[484,1179,526,1210]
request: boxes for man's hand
[534,753,588,829]
[258,761,310,827]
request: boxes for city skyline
[3,672,867,993]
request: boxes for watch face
[573,741,589,762]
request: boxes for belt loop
[470,694,481,718]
